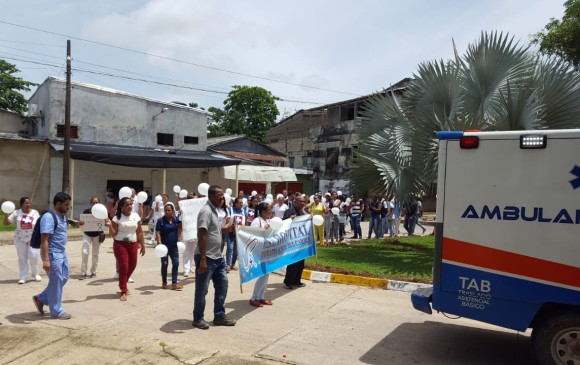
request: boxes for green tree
[207,106,228,138]
[350,31,580,203]
[0,59,36,115]
[532,0,580,69]
[222,85,280,142]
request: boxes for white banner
[79,214,106,232]
[178,197,208,241]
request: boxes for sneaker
[192,319,209,330]
[90,273,96,278]
[79,274,87,281]
[128,277,134,283]
[34,275,42,282]
[18,279,25,284]
[51,312,72,320]
[295,283,306,288]
[422,227,426,234]
[32,295,44,315]
[284,284,294,290]
[213,315,236,326]
[183,272,189,277]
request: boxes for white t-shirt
[9,209,40,242]
[272,203,288,219]
[251,216,269,228]
[112,212,141,241]
[217,207,228,228]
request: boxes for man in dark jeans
[283,195,307,289]
[192,185,236,329]
[367,195,382,239]
[403,199,418,236]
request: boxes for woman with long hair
[249,202,274,307]
[106,197,145,301]
[156,203,183,290]
[245,196,258,226]
[3,197,40,284]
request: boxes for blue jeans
[226,234,237,267]
[37,251,69,317]
[161,244,179,284]
[351,215,362,238]
[367,215,382,239]
[193,255,228,321]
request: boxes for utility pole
[62,40,71,194]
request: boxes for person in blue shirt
[32,192,72,319]
[156,203,183,290]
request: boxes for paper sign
[179,197,208,241]
[80,214,106,232]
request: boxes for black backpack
[30,211,58,249]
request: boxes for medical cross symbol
[22,215,33,224]
[570,165,580,190]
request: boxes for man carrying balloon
[77,196,105,280]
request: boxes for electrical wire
[0,20,361,96]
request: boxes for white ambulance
[411,129,580,365]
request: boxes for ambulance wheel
[532,312,580,365]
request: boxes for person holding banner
[283,196,307,289]
[156,203,183,290]
[226,198,246,272]
[193,185,236,329]
[77,196,104,280]
[249,202,274,307]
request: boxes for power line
[0,19,361,96]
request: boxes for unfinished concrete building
[267,78,410,194]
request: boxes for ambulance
[411,129,580,365]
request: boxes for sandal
[172,284,183,291]
[120,293,127,301]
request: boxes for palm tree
[349,31,580,203]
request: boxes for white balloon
[136,191,148,204]
[173,185,181,194]
[331,207,340,215]
[224,193,231,204]
[177,241,186,254]
[179,189,188,199]
[155,195,163,202]
[269,217,283,230]
[225,188,233,195]
[198,182,209,196]
[1,201,15,214]
[266,194,273,199]
[251,190,257,197]
[91,203,109,220]
[265,198,273,205]
[119,186,132,199]
[154,244,168,258]
[313,215,324,226]
[337,191,343,196]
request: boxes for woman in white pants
[249,202,274,307]
[3,197,40,284]
[78,196,103,280]
[182,238,197,277]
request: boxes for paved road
[0,237,532,364]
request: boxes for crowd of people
[3,187,429,325]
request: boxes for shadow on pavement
[359,321,532,365]
[160,319,194,334]
[63,293,120,303]
[5,312,49,324]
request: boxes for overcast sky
[0,0,566,118]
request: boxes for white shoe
[183,272,189,277]
[128,277,134,283]
[34,275,42,282]
[18,279,25,284]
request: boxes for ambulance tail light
[460,136,479,149]
[520,134,546,149]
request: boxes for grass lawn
[305,235,435,283]
[0,213,15,231]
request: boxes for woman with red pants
[106,197,145,301]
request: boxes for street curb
[300,269,433,292]
[0,232,85,246]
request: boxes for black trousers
[284,259,305,285]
